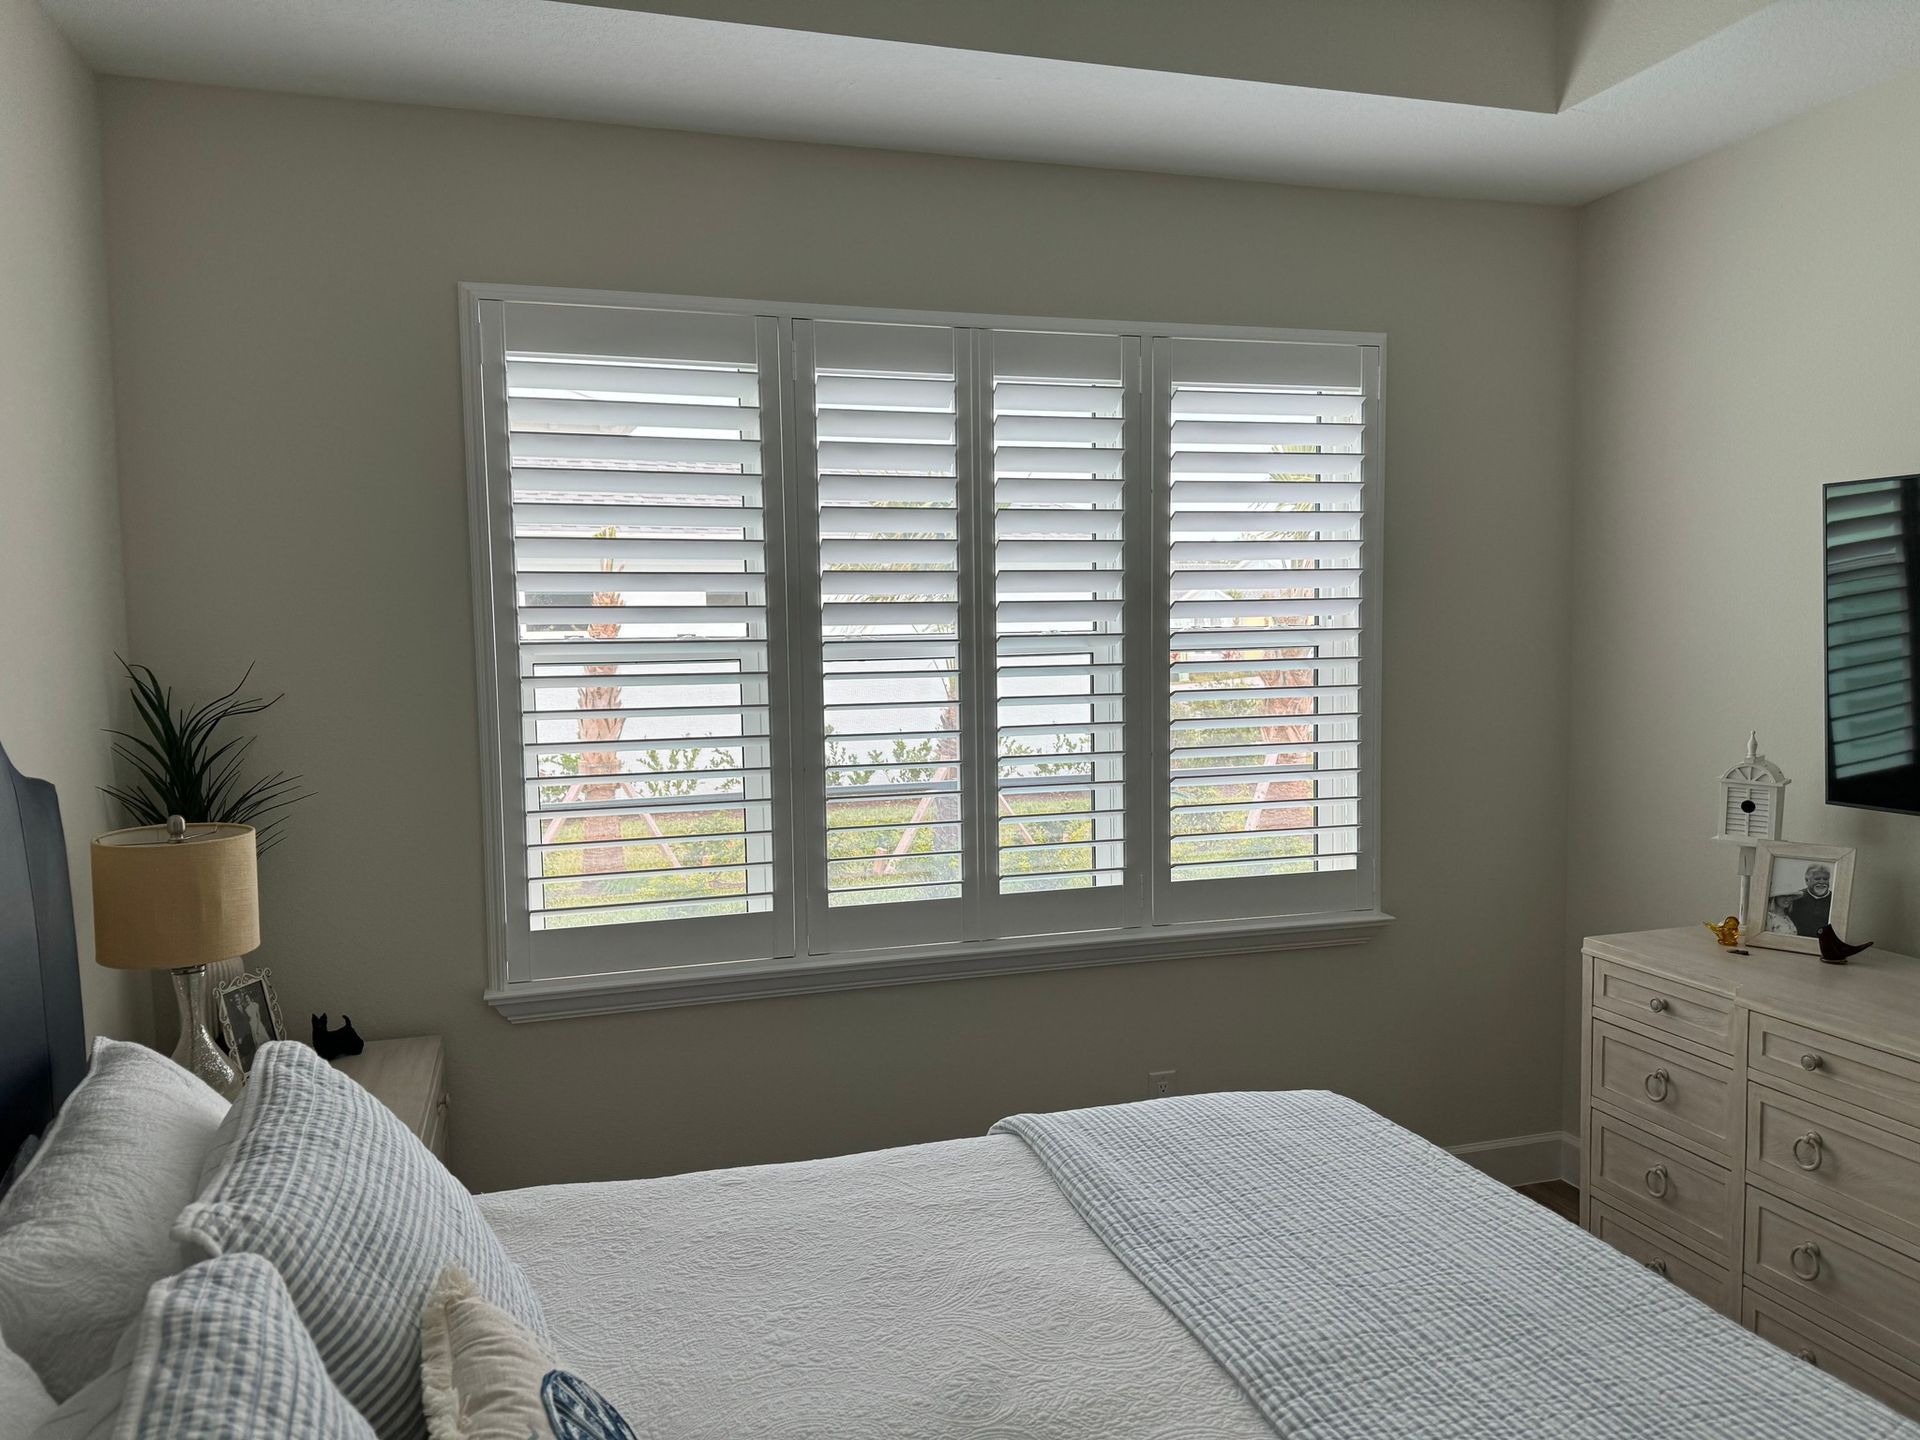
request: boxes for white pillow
[0,1337,54,1439]
[0,1039,229,1400]
[420,1267,633,1440]
[27,1319,133,1440]
[176,1042,547,1440]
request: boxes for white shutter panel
[1155,336,1377,923]
[800,320,968,951]
[493,300,791,979]
[986,329,1136,932]
[1826,479,1915,778]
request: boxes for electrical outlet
[1148,1069,1175,1098]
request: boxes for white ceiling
[565,0,1571,113]
[41,0,1920,205]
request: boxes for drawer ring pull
[1792,1132,1824,1171]
[1796,1349,1818,1366]
[1789,1242,1823,1281]
[1800,1052,1824,1072]
[1644,1165,1670,1198]
[1648,997,1670,1014]
[1643,1069,1671,1102]
[1646,1259,1669,1278]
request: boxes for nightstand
[330,1036,449,1161]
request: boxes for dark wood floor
[1517,1180,1580,1223]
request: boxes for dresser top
[330,1036,445,1136]
[1586,928,1920,1060]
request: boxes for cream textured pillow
[0,1335,54,1438]
[0,1038,229,1400]
[420,1267,634,1440]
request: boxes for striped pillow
[122,1254,373,1439]
[175,1043,547,1440]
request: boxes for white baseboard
[1449,1130,1581,1188]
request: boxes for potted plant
[101,658,310,852]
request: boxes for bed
[3,738,1915,1438]
[0,739,86,1181]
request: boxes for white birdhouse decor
[1714,732,1790,937]
[1716,731,1788,845]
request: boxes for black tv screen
[1826,474,1920,813]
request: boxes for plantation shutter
[1825,479,1916,779]
[797,319,970,953]
[472,288,1387,999]
[1153,335,1378,925]
[490,300,792,979]
[984,329,1140,935]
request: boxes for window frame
[461,283,1391,1021]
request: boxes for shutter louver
[1826,479,1915,778]
[502,304,778,939]
[989,330,1130,907]
[808,321,967,916]
[1162,338,1370,902]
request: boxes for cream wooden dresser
[1581,928,1920,1419]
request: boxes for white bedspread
[478,1134,1269,1439]
[483,1096,1919,1438]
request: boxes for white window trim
[460,282,1392,1022]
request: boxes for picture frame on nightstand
[216,966,287,1076]
[1741,840,1855,955]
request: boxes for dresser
[1581,929,1920,1419]
[330,1036,450,1162]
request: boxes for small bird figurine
[1704,916,1742,947]
[1817,925,1873,965]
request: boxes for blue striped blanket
[993,1091,1916,1438]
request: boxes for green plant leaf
[99,657,310,859]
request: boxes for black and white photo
[1763,857,1833,937]
[217,968,286,1075]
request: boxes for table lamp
[91,816,259,1098]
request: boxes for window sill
[485,909,1395,1022]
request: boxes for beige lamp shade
[91,821,260,971]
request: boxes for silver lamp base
[170,965,242,1099]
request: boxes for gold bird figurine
[1704,916,1741,947]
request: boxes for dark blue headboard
[0,740,86,1177]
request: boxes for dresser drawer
[1589,1111,1732,1256]
[1588,1201,1731,1312]
[1592,1020,1734,1155]
[1748,1085,1920,1248]
[1751,1014,1920,1132]
[1747,1188,1920,1360]
[1745,1286,1920,1420]
[1593,958,1734,1054]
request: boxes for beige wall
[0,1,148,1044]
[1567,64,1920,1126]
[100,79,1577,1193]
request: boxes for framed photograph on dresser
[1742,840,1855,954]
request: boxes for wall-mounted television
[1826,474,1920,813]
